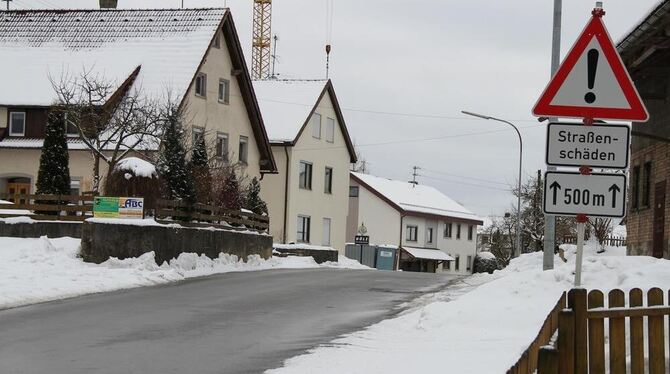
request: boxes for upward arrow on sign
[533,10,649,122]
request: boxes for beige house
[348,172,483,274]
[0,8,276,198]
[254,80,357,252]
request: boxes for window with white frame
[64,113,78,137]
[324,167,333,194]
[299,161,313,190]
[322,218,331,246]
[239,136,248,164]
[195,73,207,97]
[406,225,418,242]
[456,224,461,239]
[70,180,81,196]
[467,255,472,271]
[444,222,452,238]
[326,117,335,143]
[216,133,229,160]
[297,215,311,243]
[455,255,460,271]
[9,112,25,136]
[444,258,451,270]
[218,79,230,104]
[468,225,474,241]
[192,127,204,147]
[311,113,321,139]
[426,227,433,244]
[349,186,359,197]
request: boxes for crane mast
[251,0,272,80]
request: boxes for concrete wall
[0,221,82,238]
[183,28,262,180]
[261,92,352,253]
[81,221,273,265]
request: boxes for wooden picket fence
[0,193,94,221]
[562,236,627,247]
[538,288,670,374]
[154,199,269,232]
[506,292,567,374]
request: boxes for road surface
[0,268,454,374]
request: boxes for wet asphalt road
[0,268,453,374]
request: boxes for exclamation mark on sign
[584,49,599,104]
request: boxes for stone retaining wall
[81,220,273,264]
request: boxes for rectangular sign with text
[545,122,630,169]
[543,171,626,218]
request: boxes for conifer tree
[158,107,195,204]
[245,177,267,215]
[217,170,243,211]
[36,109,71,197]
[189,134,212,204]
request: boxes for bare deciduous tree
[587,217,612,253]
[51,69,163,193]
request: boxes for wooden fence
[0,193,94,221]
[538,287,670,374]
[506,292,567,374]
[155,199,269,232]
[562,236,627,247]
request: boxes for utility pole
[543,0,562,270]
[410,166,420,187]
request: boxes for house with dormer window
[0,8,276,198]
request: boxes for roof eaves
[350,172,404,214]
[223,12,277,173]
[617,0,670,54]
[325,80,358,164]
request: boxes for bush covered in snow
[472,251,500,274]
[105,157,161,211]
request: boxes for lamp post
[462,110,523,258]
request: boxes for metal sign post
[533,5,648,283]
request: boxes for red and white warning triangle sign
[533,9,649,122]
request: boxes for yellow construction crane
[251,0,272,80]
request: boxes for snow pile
[0,237,370,310]
[268,241,670,374]
[115,157,158,179]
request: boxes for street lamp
[461,110,523,258]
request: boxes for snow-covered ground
[268,242,670,374]
[0,236,369,310]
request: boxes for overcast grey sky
[9,0,659,217]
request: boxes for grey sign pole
[543,0,562,271]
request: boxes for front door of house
[6,183,30,205]
[652,180,666,259]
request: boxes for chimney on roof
[99,0,118,9]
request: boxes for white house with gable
[254,80,357,252]
[347,172,483,274]
[0,7,276,197]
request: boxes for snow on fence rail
[538,288,670,374]
[562,235,627,247]
[0,193,94,221]
[506,292,567,374]
[154,199,269,232]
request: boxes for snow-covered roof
[403,247,454,261]
[0,8,226,106]
[0,137,158,151]
[352,172,483,223]
[252,80,328,142]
